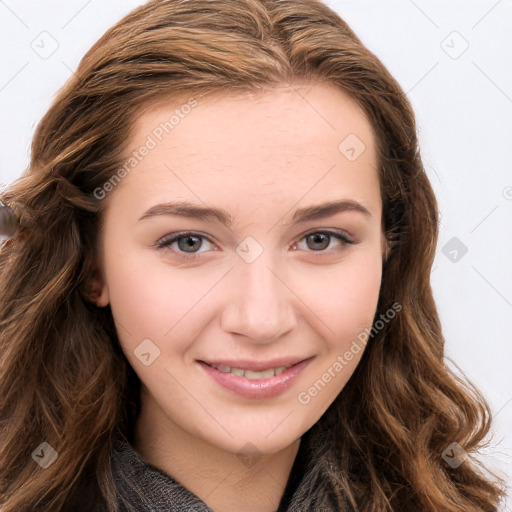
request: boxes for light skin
[91,81,388,512]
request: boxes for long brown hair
[0,0,506,510]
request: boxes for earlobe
[86,268,110,307]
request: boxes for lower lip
[198,358,313,399]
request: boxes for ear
[85,267,110,307]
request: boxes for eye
[155,229,354,259]
[155,231,216,259]
[292,230,354,254]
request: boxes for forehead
[114,82,381,221]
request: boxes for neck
[133,391,301,512]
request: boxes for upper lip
[199,356,312,372]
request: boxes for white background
[1,0,511,508]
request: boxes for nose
[220,251,297,344]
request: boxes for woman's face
[95,82,387,456]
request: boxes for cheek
[294,253,382,412]
[103,244,221,368]
[302,250,383,343]
[102,244,174,344]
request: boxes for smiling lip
[197,357,314,399]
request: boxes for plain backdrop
[1,0,511,508]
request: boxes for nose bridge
[221,239,296,342]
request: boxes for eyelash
[155,230,354,260]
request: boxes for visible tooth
[230,367,246,377]
[244,368,276,379]
[211,363,293,378]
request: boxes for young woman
[0,0,506,510]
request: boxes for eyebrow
[137,199,372,226]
